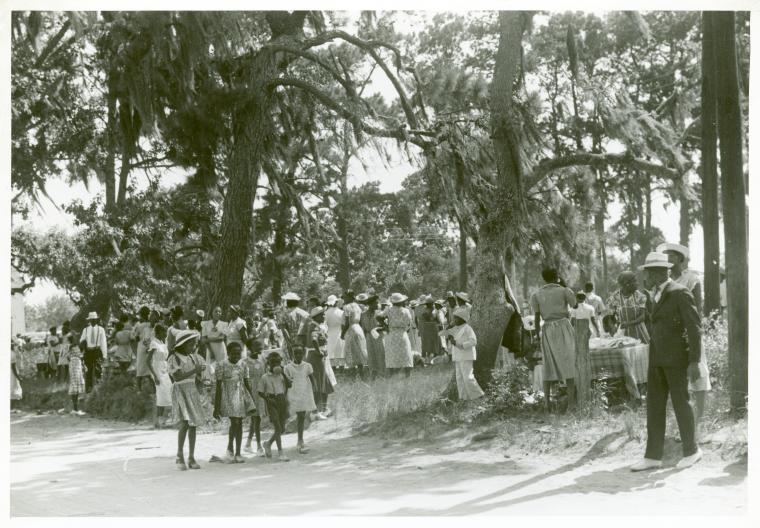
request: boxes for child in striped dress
[68,343,86,416]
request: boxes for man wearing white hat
[79,312,108,393]
[442,306,484,400]
[657,242,711,437]
[324,295,345,368]
[631,252,703,471]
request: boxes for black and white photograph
[5,1,753,520]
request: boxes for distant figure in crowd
[632,252,703,471]
[410,297,425,354]
[445,307,484,400]
[382,293,414,378]
[147,324,172,429]
[285,347,317,455]
[359,293,386,379]
[225,305,249,359]
[455,292,472,321]
[80,312,107,393]
[571,292,601,337]
[607,272,650,344]
[719,268,727,315]
[257,303,280,349]
[57,321,73,382]
[46,327,60,379]
[166,305,188,353]
[259,352,290,461]
[133,306,155,391]
[433,300,448,353]
[583,282,606,337]
[169,330,206,470]
[299,306,333,418]
[571,292,599,403]
[67,334,86,415]
[244,339,267,456]
[341,290,368,380]
[11,340,22,409]
[112,321,133,372]
[201,306,228,364]
[213,341,254,464]
[324,295,345,368]
[445,292,458,326]
[279,293,309,362]
[418,296,441,360]
[531,268,578,412]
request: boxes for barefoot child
[259,352,290,462]
[284,346,317,454]
[168,330,206,470]
[244,339,267,456]
[147,324,172,429]
[213,342,255,463]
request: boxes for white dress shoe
[676,449,703,469]
[630,458,663,472]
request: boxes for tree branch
[527,151,685,189]
[268,77,434,149]
[11,277,36,296]
[33,20,71,69]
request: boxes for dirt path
[10,411,747,516]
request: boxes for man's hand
[688,362,701,383]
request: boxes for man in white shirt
[583,282,606,337]
[79,312,108,392]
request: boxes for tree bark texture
[701,13,722,317]
[104,85,117,211]
[459,218,468,291]
[678,179,691,247]
[710,11,748,414]
[271,201,289,303]
[467,11,529,391]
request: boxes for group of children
[163,328,318,469]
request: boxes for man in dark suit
[631,252,703,471]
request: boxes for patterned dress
[279,308,310,361]
[606,290,650,344]
[383,306,413,369]
[148,339,172,407]
[244,357,267,417]
[299,319,334,396]
[169,353,207,426]
[68,347,86,395]
[215,360,254,418]
[284,361,316,413]
[342,303,368,367]
[360,307,385,372]
[132,321,153,377]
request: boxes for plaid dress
[68,348,86,395]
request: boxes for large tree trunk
[271,201,289,303]
[679,179,691,247]
[710,11,748,415]
[458,218,468,291]
[701,13,722,317]
[104,85,117,211]
[467,11,529,391]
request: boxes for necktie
[652,286,661,303]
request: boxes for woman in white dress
[225,305,249,359]
[147,324,173,428]
[324,295,345,368]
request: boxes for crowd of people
[9,240,716,472]
[10,288,482,466]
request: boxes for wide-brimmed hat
[356,293,369,303]
[195,309,205,319]
[175,330,200,349]
[389,292,408,304]
[282,292,301,301]
[422,295,435,305]
[310,306,326,318]
[657,242,689,260]
[455,292,470,303]
[453,307,470,323]
[86,312,99,321]
[446,291,456,299]
[434,299,445,307]
[326,294,338,306]
[639,252,674,270]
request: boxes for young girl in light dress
[213,342,255,463]
[258,352,290,462]
[284,346,317,454]
[67,341,86,415]
[147,324,172,429]
[244,339,267,456]
[168,330,206,470]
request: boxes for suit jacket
[649,281,702,368]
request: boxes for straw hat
[326,294,338,306]
[453,307,470,322]
[356,293,369,303]
[657,242,689,260]
[86,312,99,321]
[455,292,470,303]
[310,306,326,318]
[389,292,408,304]
[639,252,674,270]
[175,330,200,349]
[282,292,301,301]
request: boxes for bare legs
[177,420,199,469]
[246,415,262,451]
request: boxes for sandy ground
[10,411,747,516]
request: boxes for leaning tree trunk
[711,11,748,415]
[701,13,722,317]
[468,11,529,391]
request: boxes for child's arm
[244,377,254,398]
[146,347,159,384]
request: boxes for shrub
[485,362,535,414]
[702,313,729,390]
[85,371,154,422]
